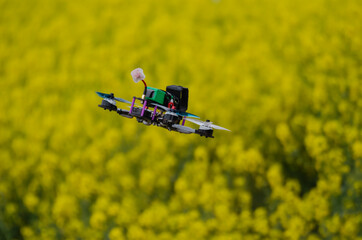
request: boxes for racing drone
[96,68,230,138]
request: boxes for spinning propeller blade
[186,118,231,131]
[150,103,200,118]
[114,97,132,104]
[96,92,131,104]
[174,110,199,118]
[96,92,111,98]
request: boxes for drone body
[96,69,230,138]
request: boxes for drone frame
[97,92,230,138]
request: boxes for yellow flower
[284,216,306,240]
[340,215,361,238]
[325,214,340,234]
[24,193,39,212]
[267,164,283,188]
[139,169,156,193]
[21,226,35,239]
[139,202,168,228]
[107,202,121,218]
[305,134,328,158]
[352,141,362,158]
[276,122,291,142]
[175,178,188,193]
[127,224,146,240]
[109,227,125,240]
[323,120,342,141]
[52,194,78,227]
[253,207,269,235]
[90,211,107,230]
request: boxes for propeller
[96,92,132,104]
[185,118,231,131]
[149,103,200,119]
[172,124,195,134]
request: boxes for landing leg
[129,97,136,114]
[141,100,147,117]
[152,106,158,120]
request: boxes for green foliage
[0,0,361,239]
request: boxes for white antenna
[131,68,147,99]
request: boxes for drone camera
[166,85,189,112]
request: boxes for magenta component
[141,100,147,117]
[182,117,186,126]
[129,97,136,114]
[152,105,158,120]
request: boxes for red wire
[141,80,147,97]
[142,80,147,88]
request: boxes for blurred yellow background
[0,0,361,239]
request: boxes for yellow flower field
[0,0,361,239]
